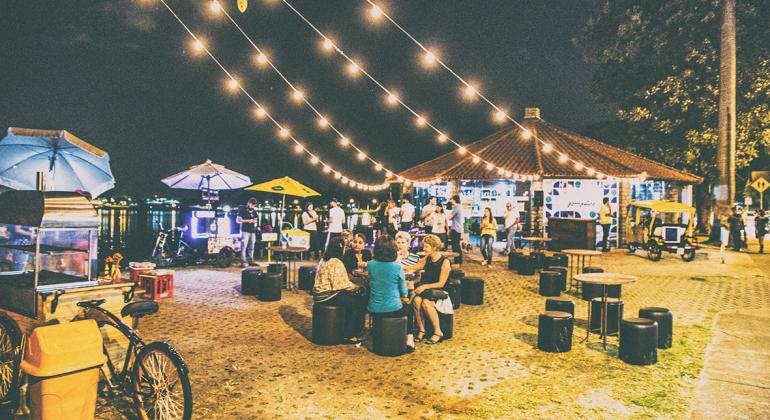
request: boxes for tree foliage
[577,0,770,191]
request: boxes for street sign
[238,0,248,13]
[751,177,769,193]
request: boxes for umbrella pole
[279,194,286,242]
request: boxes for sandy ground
[94,246,769,419]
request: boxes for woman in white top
[428,204,449,245]
[302,202,320,259]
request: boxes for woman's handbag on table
[419,288,449,300]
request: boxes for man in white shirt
[326,198,346,250]
[388,200,401,235]
[502,202,520,255]
[420,196,437,226]
[400,197,415,231]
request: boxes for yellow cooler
[20,320,107,420]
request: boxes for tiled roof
[397,114,702,183]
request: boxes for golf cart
[625,200,698,261]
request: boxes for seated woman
[405,234,453,344]
[367,235,415,352]
[312,237,367,344]
[394,231,420,268]
[342,233,372,273]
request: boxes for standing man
[448,194,465,263]
[326,198,346,250]
[599,197,613,252]
[727,206,745,251]
[420,196,437,226]
[400,197,415,231]
[502,202,520,255]
[237,197,259,267]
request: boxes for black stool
[553,253,568,267]
[372,315,407,356]
[268,263,287,288]
[241,268,262,295]
[581,283,604,301]
[537,311,573,353]
[619,318,658,365]
[639,307,673,349]
[258,272,282,302]
[508,252,523,270]
[545,297,574,316]
[542,255,561,269]
[424,312,454,340]
[298,267,316,291]
[461,277,484,305]
[532,251,545,269]
[548,266,568,291]
[312,304,344,345]
[449,268,465,280]
[445,278,462,309]
[589,297,624,335]
[539,271,561,296]
[517,255,537,275]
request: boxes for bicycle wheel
[132,341,192,420]
[0,316,22,405]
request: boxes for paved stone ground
[94,247,769,419]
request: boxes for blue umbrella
[0,127,115,197]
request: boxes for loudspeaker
[533,190,544,207]
[389,182,402,201]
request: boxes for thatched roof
[397,108,702,184]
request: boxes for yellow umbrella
[246,176,320,240]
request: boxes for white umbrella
[161,159,251,191]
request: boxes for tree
[577,0,770,230]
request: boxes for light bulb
[322,165,331,173]
[415,115,427,127]
[472,156,481,164]
[334,172,342,180]
[374,163,383,171]
[339,136,350,147]
[458,147,467,155]
[486,162,494,171]
[210,0,221,13]
[193,39,205,52]
[575,162,583,171]
[254,106,267,119]
[291,89,304,102]
[310,156,319,165]
[558,154,567,163]
[437,132,447,142]
[370,4,383,19]
[294,144,304,153]
[227,78,239,91]
[255,53,269,67]
[542,143,553,153]
[423,50,437,66]
[322,38,334,51]
[586,168,595,176]
[385,91,399,106]
[497,168,505,175]
[385,170,393,178]
[521,129,532,139]
[278,127,290,138]
[494,110,507,123]
[317,116,328,128]
[348,61,360,75]
[357,151,366,160]
[463,83,477,99]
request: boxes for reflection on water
[97,207,373,262]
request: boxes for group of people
[723,207,768,253]
[312,232,454,352]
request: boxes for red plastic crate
[129,268,154,284]
[139,271,174,300]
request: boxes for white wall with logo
[543,179,619,247]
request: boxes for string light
[210,0,221,13]
[542,143,553,153]
[385,91,399,106]
[339,136,350,147]
[494,110,507,123]
[310,156,319,164]
[226,77,239,91]
[255,52,269,67]
[347,61,360,75]
[463,83,477,99]
[294,143,304,153]
[357,151,367,160]
[193,39,205,52]
[586,168,595,176]
[278,127,290,138]
[254,105,267,119]
[415,115,427,127]
[422,50,438,67]
[322,165,331,173]
[437,132,447,142]
[521,129,532,139]
[558,153,568,163]
[321,37,334,51]
[317,116,329,128]
[574,162,584,171]
[374,163,383,171]
[472,156,481,164]
[457,147,467,155]
[486,162,494,171]
[369,4,383,19]
[291,88,304,102]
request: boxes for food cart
[625,200,698,261]
[0,191,137,409]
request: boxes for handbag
[419,288,449,301]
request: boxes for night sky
[0,0,613,199]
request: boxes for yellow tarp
[246,176,320,198]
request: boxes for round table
[270,246,306,290]
[561,249,603,290]
[521,237,552,252]
[573,272,637,349]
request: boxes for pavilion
[393,108,702,247]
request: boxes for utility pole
[710,0,736,243]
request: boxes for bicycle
[152,225,195,261]
[74,298,193,420]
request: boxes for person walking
[502,202,519,255]
[237,197,259,267]
[400,197,415,231]
[599,197,613,252]
[448,195,465,263]
[325,198,345,250]
[727,207,745,251]
[301,202,320,259]
[755,209,768,254]
[479,207,497,266]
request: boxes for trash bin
[20,319,107,420]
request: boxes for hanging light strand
[276,0,527,179]
[157,0,389,191]
[360,0,609,179]
[216,6,404,180]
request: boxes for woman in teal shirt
[367,235,415,352]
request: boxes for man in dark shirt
[237,197,259,267]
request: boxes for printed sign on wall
[543,180,619,246]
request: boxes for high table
[270,245,306,290]
[573,272,637,349]
[521,236,552,253]
[561,249,602,290]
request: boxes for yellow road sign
[751,177,769,193]
[238,0,248,13]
